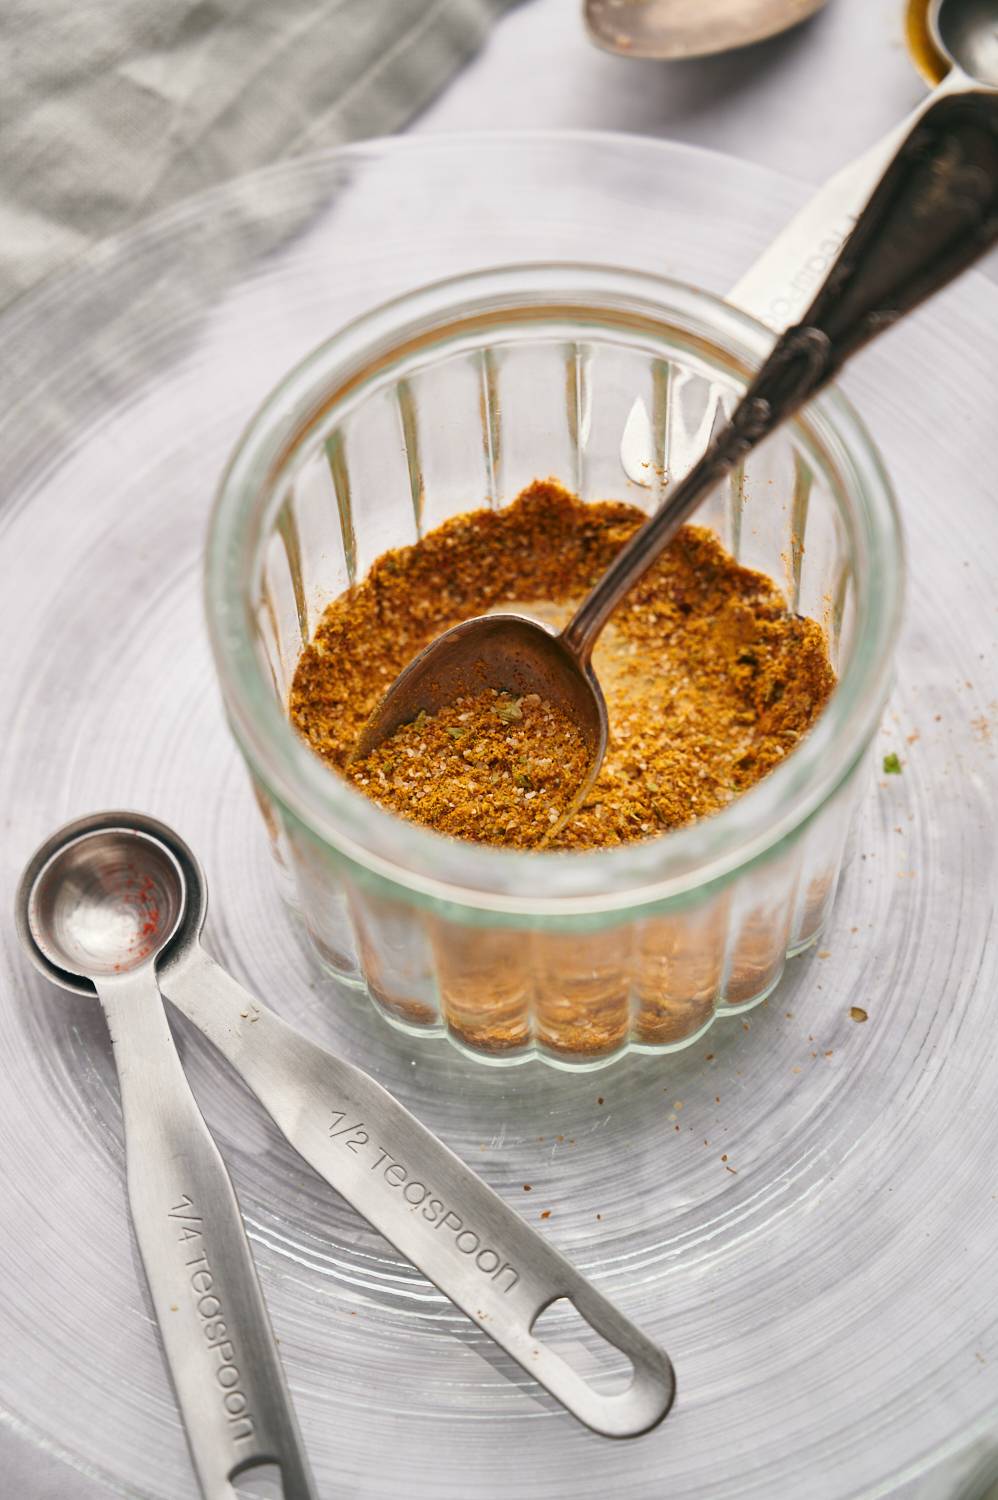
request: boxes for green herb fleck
[447,727,466,740]
[496,697,523,723]
[883,752,902,775]
[413,709,429,730]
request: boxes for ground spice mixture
[289,480,836,849]
[346,691,589,848]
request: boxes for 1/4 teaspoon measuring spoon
[349,90,998,833]
[15,825,316,1500]
[17,811,675,1442]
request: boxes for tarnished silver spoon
[352,89,998,833]
[15,825,316,1500]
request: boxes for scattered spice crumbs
[540,1210,551,1220]
[850,1006,869,1023]
[289,481,836,849]
[883,752,902,774]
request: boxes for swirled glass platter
[1,133,996,1500]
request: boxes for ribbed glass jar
[207,265,903,1069]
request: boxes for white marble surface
[415,0,998,290]
[415,0,926,185]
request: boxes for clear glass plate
[1,132,996,1500]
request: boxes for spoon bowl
[351,610,608,807]
[584,0,829,61]
[931,0,998,86]
[22,826,186,985]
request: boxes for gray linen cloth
[0,0,520,309]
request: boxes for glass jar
[206,264,903,1069]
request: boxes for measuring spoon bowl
[25,825,185,981]
[931,0,998,88]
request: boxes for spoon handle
[729,67,975,333]
[96,971,316,1500]
[561,87,998,666]
[162,948,675,1439]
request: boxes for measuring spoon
[19,811,676,1441]
[15,824,316,1500]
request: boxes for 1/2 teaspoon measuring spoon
[15,825,316,1500]
[351,90,998,840]
[17,811,676,1448]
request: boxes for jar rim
[206,262,904,917]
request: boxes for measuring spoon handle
[162,948,675,1439]
[97,971,316,1500]
[729,67,976,332]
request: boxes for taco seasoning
[345,691,590,848]
[289,480,836,851]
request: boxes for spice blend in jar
[346,691,590,848]
[289,481,835,849]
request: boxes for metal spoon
[18,811,676,1441]
[930,0,998,85]
[352,89,998,832]
[15,826,316,1500]
[625,0,998,489]
[731,0,998,332]
[585,0,829,61]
